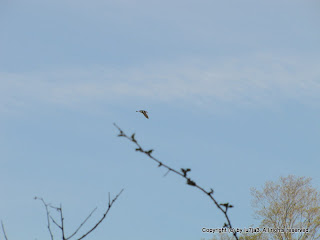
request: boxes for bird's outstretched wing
[142,111,149,119]
[136,110,149,119]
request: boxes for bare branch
[59,204,66,240]
[113,123,238,240]
[50,216,62,229]
[77,189,124,240]
[35,197,54,240]
[36,191,123,240]
[1,221,8,240]
[66,207,97,240]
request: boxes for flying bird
[136,110,149,119]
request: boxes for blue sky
[0,0,320,239]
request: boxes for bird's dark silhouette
[136,110,149,119]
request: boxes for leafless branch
[77,189,124,240]
[36,190,123,240]
[35,197,54,240]
[49,216,61,230]
[114,123,238,240]
[66,207,97,240]
[1,221,8,240]
[59,204,66,240]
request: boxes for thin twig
[66,207,97,240]
[114,123,238,240]
[163,169,170,177]
[50,216,62,229]
[77,189,124,240]
[60,204,66,240]
[35,197,54,240]
[1,221,8,240]
[48,205,60,211]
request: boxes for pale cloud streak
[0,54,319,114]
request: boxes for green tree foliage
[251,175,320,240]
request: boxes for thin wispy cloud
[1,54,319,114]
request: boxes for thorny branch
[34,189,123,240]
[114,123,238,240]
